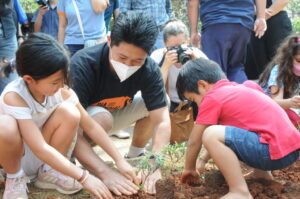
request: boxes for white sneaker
[111,130,130,139]
[34,167,82,195]
[3,173,29,199]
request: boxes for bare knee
[57,102,81,126]
[0,115,21,145]
[202,125,225,147]
[92,112,113,132]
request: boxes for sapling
[137,152,166,189]
[162,142,187,173]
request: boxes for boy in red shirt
[177,58,300,199]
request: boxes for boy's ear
[197,80,209,88]
[23,75,35,84]
[197,80,210,93]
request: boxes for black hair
[176,58,226,100]
[110,11,158,54]
[16,32,71,86]
[162,19,189,43]
[259,34,300,98]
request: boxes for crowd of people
[0,0,299,199]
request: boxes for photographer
[151,19,207,113]
[32,0,59,40]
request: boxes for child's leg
[42,102,80,156]
[0,115,29,199]
[0,115,23,173]
[202,125,253,199]
[35,102,82,195]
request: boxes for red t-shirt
[196,79,300,160]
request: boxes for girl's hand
[115,159,140,185]
[289,96,300,109]
[181,170,201,185]
[163,50,178,68]
[82,174,114,199]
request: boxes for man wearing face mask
[70,11,170,195]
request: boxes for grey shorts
[86,92,149,135]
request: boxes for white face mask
[110,59,141,82]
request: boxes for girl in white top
[0,33,138,199]
[151,19,207,112]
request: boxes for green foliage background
[20,0,300,33]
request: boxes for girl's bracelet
[78,170,89,184]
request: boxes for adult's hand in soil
[181,170,200,185]
[141,169,162,195]
[83,174,114,199]
[101,168,139,196]
[115,159,140,185]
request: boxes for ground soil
[1,158,300,199]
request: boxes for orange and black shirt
[70,43,167,112]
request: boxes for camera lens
[179,53,192,64]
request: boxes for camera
[168,44,192,64]
[36,0,47,6]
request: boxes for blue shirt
[32,4,59,40]
[104,0,119,32]
[119,0,172,27]
[200,0,255,30]
[57,0,106,45]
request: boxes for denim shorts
[225,126,299,170]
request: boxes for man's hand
[181,169,201,185]
[139,168,162,195]
[101,168,139,196]
[190,32,201,48]
[115,159,140,185]
[254,17,267,39]
[38,5,49,16]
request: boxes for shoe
[3,174,29,199]
[34,167,82,195]
[124,152,145,159]
[0,169,5,184]
[111,131,130,139]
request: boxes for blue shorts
[225,126,299,170]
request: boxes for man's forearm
[255,0,267,18]
[187,0,200,34]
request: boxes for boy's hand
[181,170,201,185]
[115,159,140,185]
[196,158,207,173]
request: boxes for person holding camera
[151,19,207,113]
[32,0,59,40]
